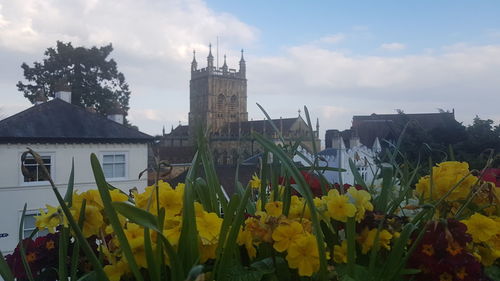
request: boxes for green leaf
[18,203,35,281]
[215,186,252,281]
[485,265,500,280]
[197,129,228,215]
[58,226,69,281]
[64,158,75,206]
[345,217,357,277]
[178,150,201,277]
[90,153,143,281]
[144,227,160,281]
[112,202,161,232]
[250,257,282,275]
[0,249,14,281]
[221,259,280,281]
[76,271,97,281]
[374,166,393,213]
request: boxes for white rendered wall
[0,142,149,254]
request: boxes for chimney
[349,130,360,148]
[107,102,125,125]
[330,130,345,150]
[53,78,72,103]
[34,89,48,105]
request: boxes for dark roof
[0,99,153,143]
[168,125,189,137]
[158,146,197,164]
[169,165,258,196]
[221,117,301,136]
[350,112,456,147]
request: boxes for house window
[102,153,126,179]
[23,213,48,239]
[22,155,52,183]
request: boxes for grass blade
[0,249,15,281]
[90,153,143,281]
[18,203,35,281]
[58,226,69,281]
[64,158,75,206]
[178,151,201,276]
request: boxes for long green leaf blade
[90,153,144,281]
[18,203,34,281]
[0,248,15,281]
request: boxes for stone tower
[188,45,248,139]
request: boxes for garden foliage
[1,107,499,281]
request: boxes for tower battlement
[191,67,244,79]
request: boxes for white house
[0,90,152,254]
[316,133,382,186]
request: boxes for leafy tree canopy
[17,41,131,121]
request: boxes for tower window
[218,94,225,109]
[229,95,238,110]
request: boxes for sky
[0,0,499,140]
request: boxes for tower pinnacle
[240,49,245,62]
[191,49,197,72]
[222,54,228,74]
[239,49,246,77]
[207,43,214,69]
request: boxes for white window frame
[100,151,128,181]
[19,152,55,186]
[19,210,49,239]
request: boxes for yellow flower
[325,190,356,222]
[333,240,348,264]
[163,216,182,246]
[199,243,218,263]
[415,161,477,201]
[159,187,183,216]
[265,201,283,217]
[347,187,373,222]
[123,223,148,267]
[35,205,63,233]
[477,245,500,266]
[104,260,130,281]
[462,213,498,243]
[70,204,104,237]
[272,221,304,252]
[250,174,261,189]
[288,196,310,219]
[237,229,257,259]
[196,211,223,245]
[286,234,320,277]
[244,217,272,243]
[357,227,393,254]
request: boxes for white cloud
[249,43,500,134]
[0,0,499,138]
[0,0,258,57]
[380,42,406,51]
[0,0,258,134]
[318,34,345,44]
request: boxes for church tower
[188,45,248,139]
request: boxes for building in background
[0,87,152,254]
[159,46,320,168]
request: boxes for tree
[17,41,131,121]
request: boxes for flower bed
[1,135,499,281]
